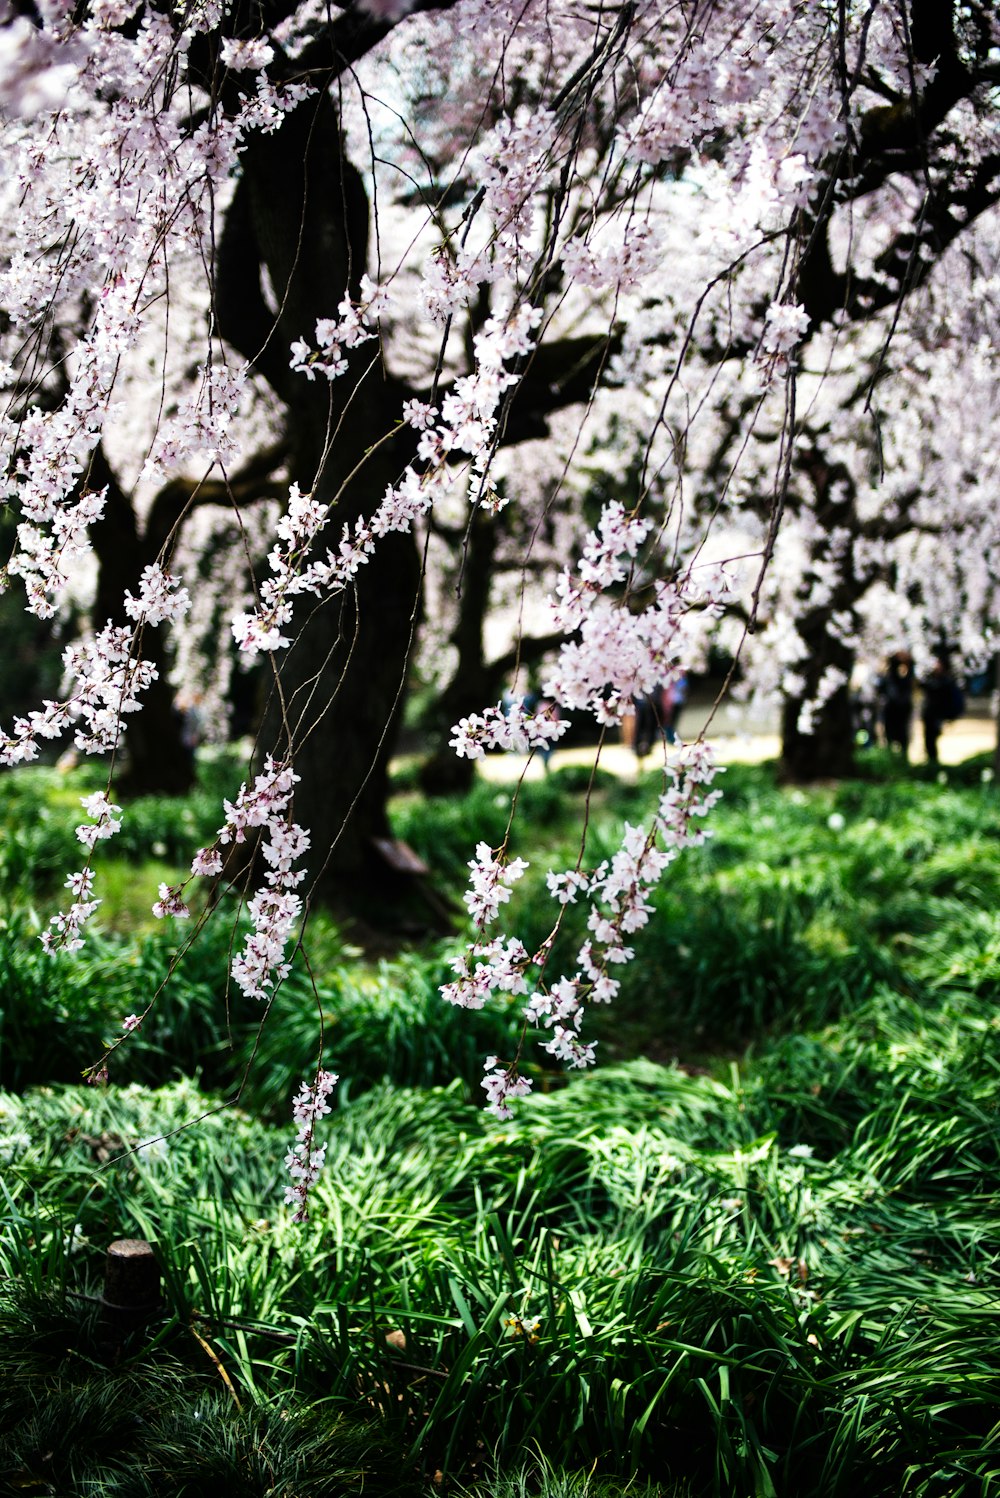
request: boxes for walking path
[476,711,995,783]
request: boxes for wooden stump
[99,1238,161,1361]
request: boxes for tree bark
[778,451,864,783]
[419,511,499,796]
[88,448,194,796]
[218,88,424,909]
[780,652,857,783]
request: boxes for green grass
[2,756,1000,1493]
[2,1002,998,1493]
[394,756,1000,1063]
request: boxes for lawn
[0,753,997,1496]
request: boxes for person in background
[177,689,204,771]
[660,672,688,746]
[878,650,914,759]
[921,654,963,767]
[850,662,879,748]
[632,691,659,760]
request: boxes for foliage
[2,984,999,1492]
[5,756,1000,1092]
[0,761,238,903]
[394,758,1000,1058]
[0,1277,417,1498]
[2,763,1000,1492]
[2,0,1000,1478]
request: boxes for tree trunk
[88,450,193,797]
[780,667,856,782]
[220,89,423,913]
[261,524,421,904]
[419,511,498,797]
[778,450,864,783]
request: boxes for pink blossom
[481,1060,533,1120]
[123,565,191,627]
[151,883,191,920]
[76,791,122,849]
[220,36,274,71]
[762,301,810,356]
[41,869,100,954]
[284,1070,338,1221]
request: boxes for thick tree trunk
[88,450,193,797]
[780,661,857,782]
[780,616,861,783]
[778,451,865,784]
[219,89,423,912]
[264,527,420,898]
[419,512,498,797]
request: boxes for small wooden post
[99,1238,161,1360]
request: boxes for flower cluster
[70,627,157,751]
[561,220,661,293]
[477,108,557,271]
[216,761,297,853]
[142,361,249,481]
[542,505,736,725]
[7,483,108,620]
[0,5,87,116]
[551,502,651,631]
[463,842,529,924]
[443,742,723,1118]
[146,758,307,1001]
[289,276,387,381]
[123,565,191,627]
[36,783,125,958]
[152,883,191,919]
[232,484,331,657]
[76,791,122,850]
[623,46,722,165]
[41,868,100,954]
[443,936,531,1012]
[284,1070,338,1221]
[0,7,311,617]
[235,298,544,656]
[217,763,309,1002]
[0,619,158,772]
[230,824,309,1000]
[220,35,275,71]
[450,698,568,761]
[482,1059,533,1120]
[761,300,810,357]
[442,303,543,512]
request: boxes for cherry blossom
[444,742,724,1115]
[76,792,122,850]
[41,868,100,954]
[0,0,997,1153]
[284,1069,338,1221]
[123,565,191,627]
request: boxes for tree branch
[144,442,289,555]
[290,0,461,82]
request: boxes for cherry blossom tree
[2,0,999,1206]
[720,217,1000,781]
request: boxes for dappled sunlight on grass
[1,756,999,1493]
